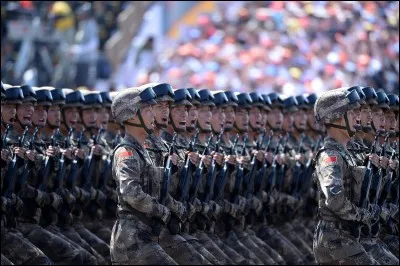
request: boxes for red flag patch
[324,156,337,164]
[119,151,133,159]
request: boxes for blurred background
[1,1,399,95]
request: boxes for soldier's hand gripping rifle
[378,140,397,209]
[54,128,73,192]
[66,129,84,189]
[212,134,239,202]
[230,134,248,205]
[276,132,290,193]
[98,130,121,192]
[266,134,284,193]
[3,126,29,197]
[177,130,199,202]
[203,130,224,204]
[187,133,214,204]
[254,131,273,198]
[15,126,40,193]
[37,129,59,192]
[291,133,306,198]
[160,133,177,206]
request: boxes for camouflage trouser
[225,230,263,265]
[1,228,52,265]
[16,222,83,265]
[1,253,14,265]
[206,231,250,265]
[59,224,108,265]
[235,230,278,264]
[193,230,234,264]
[83,219,112,244]
[158,228,211,265]
[256,224,304,265]
[73,221,111,263]
[313,220,378,265]
[381,234,399,258]
[246,228,286,265]
[360,236,399,265]
[45,224,100,265]
[181,232,222,265]
[291,217,315,245]
[277,222,315,263]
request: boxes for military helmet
[111,84,157,124]
[187,88,201,106]
[314,87,361,124]
[81,90,103,110]
[100,92,112,108]
[224,91,239,107]
[173,88,192,107]
[282,96,299,113]
[153,83,174,103]
[236,92,253,109]
[306,93,317,109]
[62,89,85,109]
[387,94,399,112]
[267,92,284,108]
[20,85,37,103]
[212,91,229,108]
[375,89,390,110]
[295,95,309,110]
[33,87,53,107]
[347,86,366,105]
[262,94,272,110]
[198,89,216,107]
[3,86,24,105]
[49,88,66,106]
[249,92,269,111]
[361,87,378,105]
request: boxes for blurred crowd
[138,1,399,95]
[1,1,128,89]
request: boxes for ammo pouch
[318,207,360,239]
[117,210,163,236]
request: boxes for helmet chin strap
[371,120,377,133]
[168,112,185,133]
[293,123,305,133]
[249,122,261,133]
[266,121,281,133]
[362,124,372,133]
[125,110,154,135]
[155,119,167,130]
[325,112,355,137]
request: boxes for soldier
[313,87,385,264]
[1,85,53,265]
[110,85,177,265]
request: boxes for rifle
[160,133,177,205]
[37,128,59,191]
[276,132,290,193]
[231,134,248,205]
[212,134,239,202]
[291,133,306,197]
[187,133,214,204]
[98,131,121,192]
[299,134,323,195]
[254,131,273,198]
[266,134,284,193]
[3,126,29,197]
[1,124,12,167]
[66,129,84,189]
[54,128,73,191]
[177,130,199,202]
[203,130,224,203]
[378,140,398,208]
[15,126,40,193]
[243,132,265,199]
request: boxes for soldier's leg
[360,236,399,265]
[2,228,53,265]
[181,232,222,265]
[206,231,250,265]
[17,222,83,265]
[73,221,111,263]
[319,252,379,265]
[60,224,108,265]
[225,230,263,265]
[159,228,211,265]
[256,224,304,265]
[1,253,14,265]
[46,224,98,265]
[246,228,286,265]
[235,230,278,265]
[381,234,399,258]
[83,219,112,244]
[193,230,235,264]
[292,218,314,245]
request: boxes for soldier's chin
[362,125,372,133]
[186,126,195,133]
[353,124,362,132]
[224,125,233,131]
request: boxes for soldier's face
[249,106,262,132]
[32,105,48,127]
[306,109,317,131]
[360,105,372,127]
[198,105,213,131]
[385,110,396,131]
[267,107,282,129]
[47,105,61,127]
[140,105,155,130]
[293,109,307,131]
[17,102,34,127]
[224,106,236,131]
[371,107,386,131]
[171,105,188,130]
[96,107,110,129]
[187,105,198,130]
[346,109,361,132]
[282,113,293,132]
[153,101,169,128]
[63,107,79,128]
[1,103,17,124]
[260,110,267,129]
[235,108,249,132]
[82,108,98,129]
[211,107,226,133]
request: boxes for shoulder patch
[119,150,133,158]
[324,156,337,164]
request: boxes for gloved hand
[50,192,63,212]
[193,198,203,213]
[201,202,213,219]
[361,204,381,226]
[220,199,232,214]
[90,187,98,201]
[95,190,107,207]
[250,197,263,216]
[167,214,181,235]
[379,206,391,223]
[186,202,197,221]
[209,200,221,220]
[239,198,250,216]
[388,203,399,222]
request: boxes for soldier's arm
[114,147,169,219]
[316,150,365,221]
